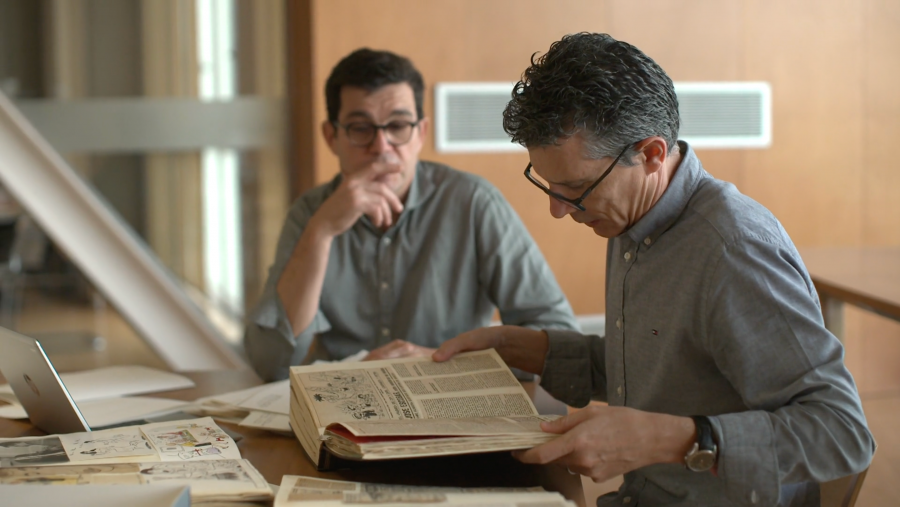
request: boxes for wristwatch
[684,415,717,472]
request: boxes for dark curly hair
[503,33,679,164]
[325,48,424,123]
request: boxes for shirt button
[616,319,622,330]
[623,497,632,504]
[616,385,623,396]
[380,282,389,290]
[381,327,390,337]
[624,251,632,261]
[643,237,651,245]
[382,237,391,245]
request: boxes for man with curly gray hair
[435,33,873,506]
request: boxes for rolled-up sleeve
[473,186,579,332]
[243,200,332,381]
[704,235,875,505]
[539,329,608,407]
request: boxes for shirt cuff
[251,290,331,345]
[539,329,596,408]
[710,411,780,506]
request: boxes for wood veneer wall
[287,1,900,389]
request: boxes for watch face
[687,450,717,472]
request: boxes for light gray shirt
[245,160,578,381]
[540,143,874,507]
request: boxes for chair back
[820,467,869,507]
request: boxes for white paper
[77,397,189,428]
[0,402,26,419]
[193,382,269,407]
[312,349,369,366]
[0,366,194,404]
[239,410,291,433]
[0,484,191,507]
[237,379,290,415]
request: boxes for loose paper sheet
[239,410,291,433]
[236,379,290,415]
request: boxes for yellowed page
[289,349,538,430]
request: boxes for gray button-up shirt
[245,160,578,381]
[541,143,874,506]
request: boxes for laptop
[0,325,92,434]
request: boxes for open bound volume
[288,349,559,470]
[275,475,577,506]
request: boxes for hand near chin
[310,161,404,237]
[364,340,436,361]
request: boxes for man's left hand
[364,340,436,361]
[512,405,695,483]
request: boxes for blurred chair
[0,214,106,353]
[820,467,869,507]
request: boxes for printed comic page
[1,417,241,467]
[0,459,272,502]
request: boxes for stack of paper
[0,417,273,504]
[0,365,195,427]
[189,380,292,434]
[274,476,577,506]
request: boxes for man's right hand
[308,161,405,238]
[432,326,549,375]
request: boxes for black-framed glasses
[524,144,633,211]
[333,120,421,147]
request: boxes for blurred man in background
[245,48,577,381]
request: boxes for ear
[322,120,339,155]
[417,117,430,139]
[636,136,669,175]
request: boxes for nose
[368,127,392,154]
[548,196,575,219]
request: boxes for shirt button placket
[378,235,393,344]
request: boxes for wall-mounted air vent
[675,82,771,148]
[434,83,521,153]
[434,81,772,153]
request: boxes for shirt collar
[402,161,436,212]
[625,141,707,246]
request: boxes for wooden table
[0,369,585,506]
[799,247,900,341]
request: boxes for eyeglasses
[333,120,421,147]
[524,144,633,211]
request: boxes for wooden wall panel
[310,0,614,315]
[294,0,900,316]
[863,0,900,246]
[740,0,865,247]
[604,0,747,197]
